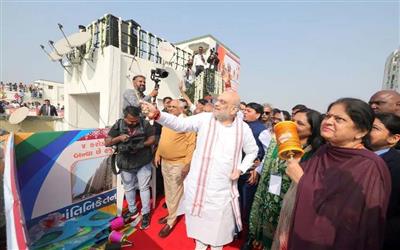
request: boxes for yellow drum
[274,121,304,160]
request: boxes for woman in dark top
[369,112,400,250]
[286,98,391,250]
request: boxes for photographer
[207,48,219,71]
[205,48,220,93]
[183,59,195,90]
[105,106,155,230]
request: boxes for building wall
[382,48,400,91]
[176,37,217,60]
[33,80,64,106]
[64,46,186,129]
[0,116,64,132]
[176,36,240,92]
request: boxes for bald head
[221,91,241,107]
[369,90,400,116]
[214,91,241,122]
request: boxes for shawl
[288,144,391,250]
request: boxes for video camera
[209,48,218,57]
[115,118,146,154]
[151,68,169,79]
[150,68,169,92]
[207,48,219,70]
[117,135,146,154]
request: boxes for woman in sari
[272,108,323,250]
[245,108,323,250]
[286,98,391,250]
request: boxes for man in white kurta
[141,91,258,249]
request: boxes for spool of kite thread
[109,231,132,245]
[110,216,125,231]
[274,121,304,160]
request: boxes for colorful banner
[3,133,29,249]
[13,129,117,246]
[217,44,240,91]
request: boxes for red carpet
[125,198,243,250]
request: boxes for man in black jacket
[105,106,155,230]
[38,99,58,116]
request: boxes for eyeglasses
[263,111,271,115]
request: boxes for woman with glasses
[271,108,323,249]
[244,108,322,250]
[286,98,391,250]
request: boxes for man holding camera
[105,106,156,229]
[207,49,219,71]
[183,59,195,90]
[123,75,158,109]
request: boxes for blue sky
[1,0,399,111]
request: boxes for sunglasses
[263,111,271,115]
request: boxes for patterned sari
[271,146,312,250]
[248,141,312,250]
[248,139,289,249]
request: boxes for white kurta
[157,112,258,246]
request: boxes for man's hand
[178,80,185,93]
[149,89,158,97]
[117,134,130,143]
[181,164,190,179]
[247,169,259,185]
[140,101,158,119]
[230,169,242,181]
[285,158,303,184]
[154,155,161,167]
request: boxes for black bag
[106,152,120,175]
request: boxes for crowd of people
[105,73,400,250]
[183,46,221,93]
[1,81,44,99]
[0,81,63,116]
[0,99,62,116]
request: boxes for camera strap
[118,118,145,137]
[110,152,120,175]
[107,119,126,175]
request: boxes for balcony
[186,69,224,102]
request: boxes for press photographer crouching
[105,106,155,230]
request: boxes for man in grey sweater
[123,75,158,109]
